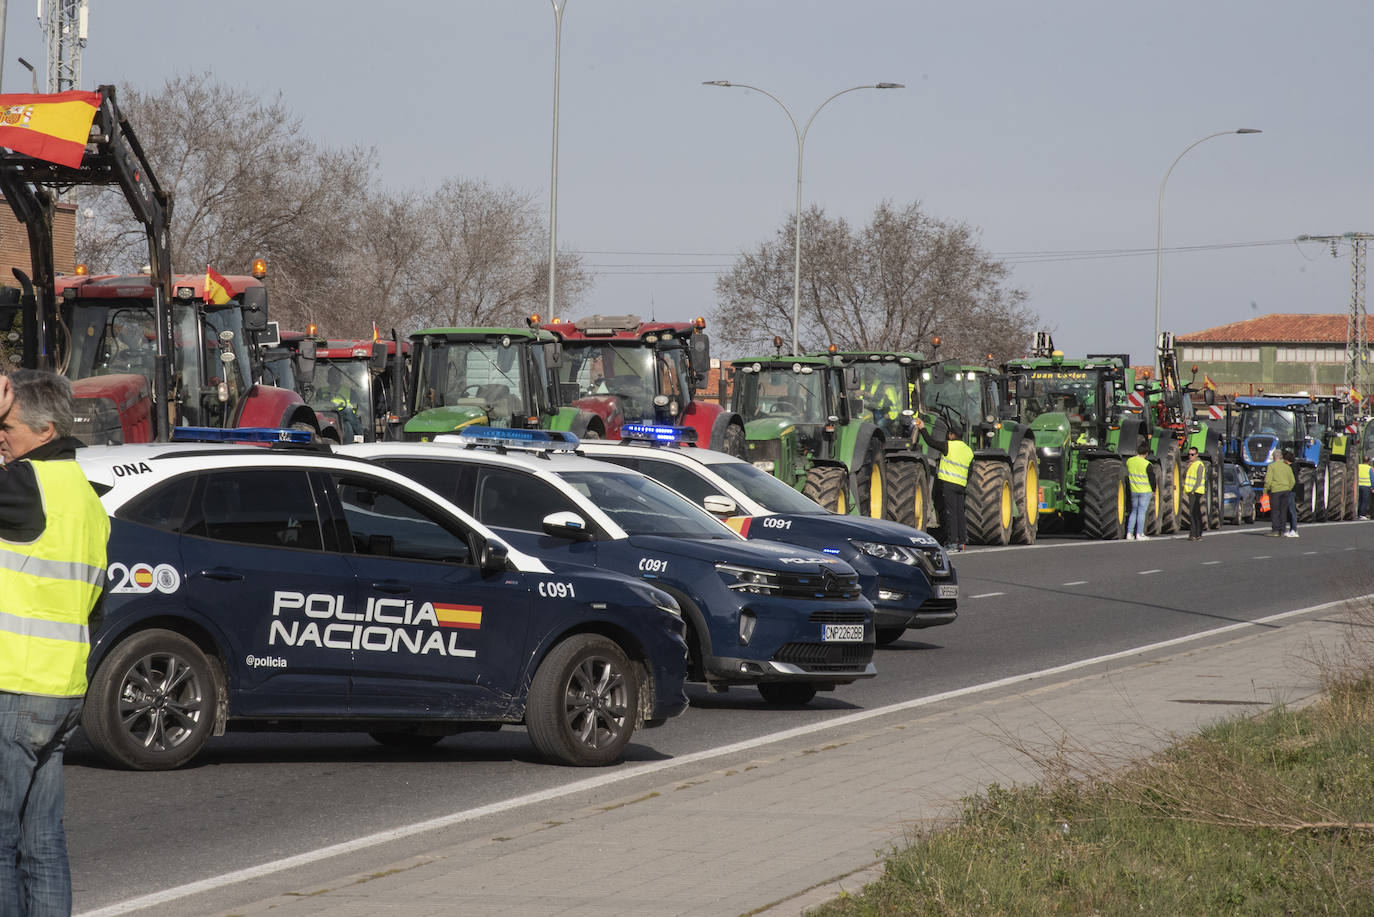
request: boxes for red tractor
[540,314,745,456]
[304,337,409,442]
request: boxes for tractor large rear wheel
[885,460,932,531]
[1327,463,1347,521]
[966,459,1013,546]
[1207,462,1223,530]
[855,442,886,520]
[1010,438,1039,545]
[1157,442,1180,534]
[1296,465,1317,523]
[719,422,746,460]
[1082,459,1126,540]
[803,465,850,514]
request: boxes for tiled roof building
[1175,314,1370,398]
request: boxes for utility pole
[39,0,86,94]
[1297,232,1374,416]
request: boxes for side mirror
[689,333,711,372]
[545,340,563,368]
[477,536,509,574]
[702,494,737,516]
[369,342,387,373]
[241,286,269,332]
[297,339,317,378]
[541,510,594,541]
[846,367,860,389]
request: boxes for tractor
[403,324,600,440]
[1146,332,1225,533]
[728,351,885,517]
[1225,394,1340,522]
[540,314,746,456]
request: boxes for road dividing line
[1303,551,1318,555]
[970,591,1005,599]
[75,592,1374,917]
[1202,561,1221,566]
[1254,555,1271,560]
[1138,569,1162,575]
[1062,580,1088,586]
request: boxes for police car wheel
[757,682,818,706]
[83,629,219,771]
[526,634,638,767]
[369,731,445,749]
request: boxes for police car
[76,431,690,770]
[341,428,877,706]
[574,426,957,646]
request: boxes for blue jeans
[1287,491,1300,532]
[1127,491,1152,537]
[0,691,84,917]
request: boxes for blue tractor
[1224,395,1333,522]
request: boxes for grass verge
[811,626,1374,915]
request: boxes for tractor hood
[403,403,491,436]
[626,533,855,576]
[1242,434,1279,467]
[744,416,802,441]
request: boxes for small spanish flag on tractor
[433,603,482,629]
[0,90,101,169]
[1203,374,1217,391]
[204,266,238,305]
[372,321,381,343]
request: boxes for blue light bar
[457,426,581,452]
[171,426,313,444]
[620,423,698,445]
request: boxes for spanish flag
[433,603,482,629]
[372,321,381,343]
[1203,374,1217,391]
[0,90,101,169]
[204,266,237,305]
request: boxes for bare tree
[713,201,1037,363]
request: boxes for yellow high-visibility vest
[1360,462,1372,488]
[0,459,110,697]
[938,440,974,487]
[1184,459,1207,495]
[1126,455,1152,494]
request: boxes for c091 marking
[538,581,577,599]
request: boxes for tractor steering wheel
[768,400,800,415]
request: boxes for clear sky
[4,1,1371,362]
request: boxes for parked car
[1222,462,1257,524]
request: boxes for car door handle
[196,568,244,582]
[371,580,412,594]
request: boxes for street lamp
[704,80,903,356]
[1153,128,1261,359]
[546,0,568,321]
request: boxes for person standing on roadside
[1284,451,1302,537]
[0,370,110,917]
[1183,446,1207,541]
[1264,448,1296,538]
[915,416,971,552]
[1359,457,1372,519]
[1125,440,1156,541]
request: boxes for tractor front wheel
[856,443,886,519]
[1327,463,1347,521]
[966,459,1013,546]
[804,465,851,514]
[1082,459,1126,540]
[1010,438,1039,545]
[1158,442,1180,534]
[1297,465,1317,523]
[885,460,931,531]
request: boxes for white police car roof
[75,442,552,574]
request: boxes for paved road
[66,518,1374,915]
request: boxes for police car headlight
[630,582,681,616]
[851,540,921,565]
[716,563,782,595]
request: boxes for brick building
[0,198,77,278]
[1175,313,1374,399]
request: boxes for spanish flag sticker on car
[433,603,482,629]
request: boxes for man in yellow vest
[1125,441,1156,541]
[1359,458,1372,519]
[1183,446,1208,541]
[915,416,972,551]
[0,370,109,916]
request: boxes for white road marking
[1138,569,1162,575]
[1304,551,1318,555]
[75,593,1374,917]
[970,591,1005,599]
[963,519,1366,554]
[1062,580,1088,586]
[1254,556,1271,560]
[1202,561,1221,566]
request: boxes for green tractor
[729,352,886,516]
[1309,394,1360,520]
[403,325,601,440]
[1002,334,1162,539]
[1147,331,1224,533]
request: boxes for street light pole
[546,0,567,321]
[1153,128,1261,359]
[704,80,903,356]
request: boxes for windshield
[1012,369,1104,423]
[921,368,981,426]
[559,343,655,402]
[854,363,909,434]
[202,306,253,396]
[1239,407,1299,441]
[65,300,204,418]
[735,365,829,425]
[555,470,735,538]
[417,340,526,423]
[712,461,829,515]
[260,350,298,390]
[308,358,375,440]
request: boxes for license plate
[938,584,958,599]
[822,623,865,642]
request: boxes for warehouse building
[1175,314,1373,399]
